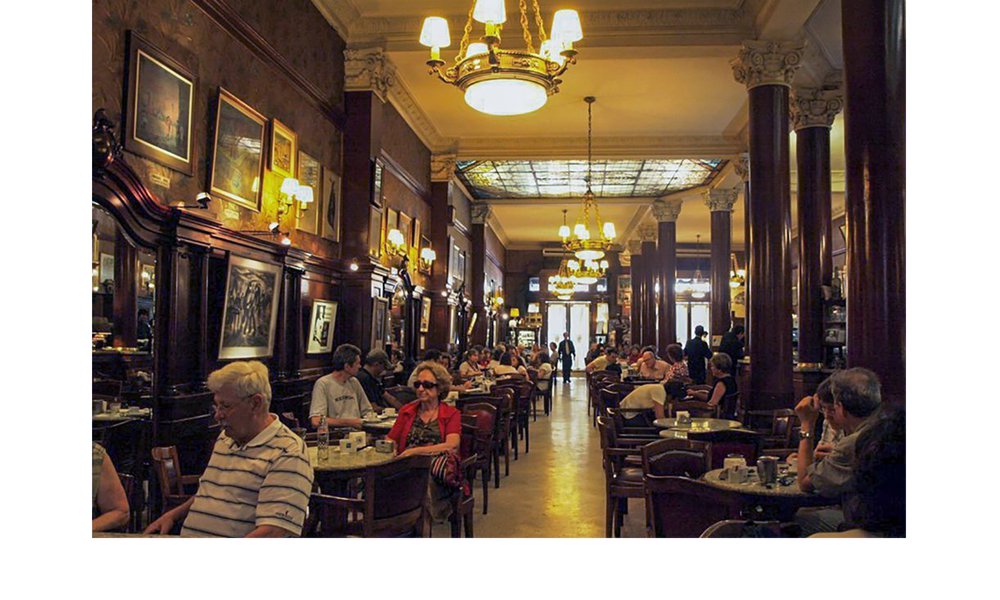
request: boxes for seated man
[144,361,314,537]
[310,344,375,429]
[355,349,403,411]
[794,367,883,535]
[637,348,670,380]
[619,382,668,426]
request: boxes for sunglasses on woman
[413,381,438,390]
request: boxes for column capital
[627,239,643,255]
[639,225,657,243]
[430,153,458,182]
[704,187,739,212]
[651,198,684,222]
[733,153,750,182]
[470,202,492,225]
[344,46,396,101]
[790,86,844,131]
[731,40,805,90]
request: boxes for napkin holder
[348,431,367,449]
[375,439,395,454]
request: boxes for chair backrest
[770,409,798,446]
[460,414,477,460]
[150,446,185,496]
[385,385,417,405]
[461,402,498,445]
[367,454,432,532]
[686,429,764,469]
[669,400,720,419]
[700,519,782,538]
[644,475,741,537]
[279,411,300,430]
[640,439,711,478]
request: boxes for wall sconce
[349,259,360,272]
[386,228,406,256]
[419,246,436,273]
[275,177,313,224]
[510,308,520,319]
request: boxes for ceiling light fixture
[561,96,615,261]
[419,1,583,116]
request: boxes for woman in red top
[387,361,461,456]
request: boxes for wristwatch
[799,428,813,440]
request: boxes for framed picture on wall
[269,118,297,179]
[99,253,115,287]
[218,255,282,360]
[398,212,412,252]
[371,297,389,349]
[420,296,432,333]
[306,299,338,354]
[296,151,321,235]
[386,208,399,236]
[320,168,342,242]
[123,31,195,175]
[371,159,384,207]
[210,88,266,211]
[412,218,421,249]
[368,205,382,258]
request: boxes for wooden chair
[460,393,513,486]
[745,409,799,450]
[304,454,432,537]
[597,416,646,537]
[451,416,478,538]
[507,379,535,455]
[117,472,141,533]
[668,400,720,419]
[639,438,711,478]
[460,402,497,514]
[605,407,660,443]
[686,428,764,469]
[700,519,782,538]
[490,386,518,471]
[643,475,742,537]
[150,446,200,512]
[385,385,416,406]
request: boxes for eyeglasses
[413,381,438,390]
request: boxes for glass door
[569,303,590,370]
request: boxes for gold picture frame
[210,88,266,211]
[269,118,297,179]
[295,150,321,235]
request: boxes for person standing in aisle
[557,332,576,384]
[684,325,713,384]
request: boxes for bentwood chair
[639,438,712,478]
[686,429,764,470]
[150,446,200,512]
[451,417,478,538]
[305,454,432,538]
[597,416,647,538]
[460,402,497,513]
[643,475,742,537]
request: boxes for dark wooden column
[627,240,643,347]
[705,188,738,343]
[469,204,490,347]
[640,229,658,349]
[342,90,382,262]
[427,154,455,351]
[653,198,682,352]
[792,87,843,369]
[733,154,750,356]
[112,232,138,347]
[732,40,803,410]
[842,0,906,404]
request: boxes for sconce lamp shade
[510,308,520,318]
[420,17,451,48]
[280,177,300,196]
[551,9,583,43]
[420,247,437,262]
[466,42,489,57]
[387,228,405,247]
[296,185,314,203]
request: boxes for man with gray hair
[310,343,374,429]
[794,367,884,534]
[355,348,403,411]
[144,360,314,537]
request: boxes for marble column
[791,86,843,369]
[469,203,491,348]
[653,198,682,353]
[705,188,739,342]
[732,40,803,410]
[427,154,456,351]
[627,240,644,347]
[842,0,906,404]
[640,226,658,349]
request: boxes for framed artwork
[123,31,194,175]
[210,88,266,211]
[320,168,342,242]
[420,296,432,333]
[218,255,282,360]
[269,118,297,179]
[371,158,384,207]
[398,212,413,252]
[386,208,399,235]
[368,205,383,258]
[412,218,422,249]
[371,297,389,349]
[99,253,115,286]
[296,151,321,235]
[306,299,338,354]
[617,275,632,305]
[418,235,432,274]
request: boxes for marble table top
[308,445,395,472]
[93,408,152,422]
[360,416,397,431]
[652,417,742,431]
[701,468,812,498]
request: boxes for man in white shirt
[310,344,374,429]
[619,383,668,423]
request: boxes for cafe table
[653,417,741,438]
[360,415,396,436]
[700,467,832,520]
[92,407,153,422]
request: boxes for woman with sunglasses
[387,361,461,458]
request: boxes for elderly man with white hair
[144,361,314,537]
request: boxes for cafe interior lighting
[420,246,437,271]
[386,228,406,256]
[419,1,582,116]
[562,97,616,261]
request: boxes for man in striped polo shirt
[144,361,314,537]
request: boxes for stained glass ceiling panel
[456,159,726,199]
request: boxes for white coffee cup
[383,408,396,417]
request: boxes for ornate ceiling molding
[455,135,742,161]
[790,86,844,131]
[385,76,454,152]
[470,203,492,225]
[651,198,684,222]
[704,187,739,212]
[627,239,643,255]
[430,153,458,183]
[733,152,750,182]
[639,225,658,243]
[344,45,396,101]
[731,40,805,90]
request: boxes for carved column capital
[790,86,844,131]
[651,198,683,222]
[344,46,396,101]
[430,153,458,182]
[627,239,643,255]
[731,40,805,90]
[470,203,492,225]
[704,187,739,212]
[733,152,750,182]
[639,225,657,243]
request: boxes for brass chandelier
[419,1,583,116]
[560,96,616,261]
[548,252,577,300]
[558,208,608,284]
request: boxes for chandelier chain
[454,3,475,64]
[519,0,535,54]
[587,98,593,188]
[532,0,548,42]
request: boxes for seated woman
[687,353,738,419]
[458,349,482,378]
[494,352,527,377]
[386,361,462,520]
[93,442,130,533]
[533,351,553,389]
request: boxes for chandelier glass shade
[561,97,616,261]
[548,255,577,298]
[419,1,583,116]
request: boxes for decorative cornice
[731,40,805,90]
[639,225,657,243]
[627,240,643,255]
[733,153,750,182]
[704,187,739,212]
[790,86,844,131]
[430,153,457,183]
[651,198,684,223]
[386,73,453,153]
[470,203,492,225]
[456,135,742,160]
[344,45,396,101]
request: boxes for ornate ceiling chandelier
[560,96,616,261]
[548,253,577,300]
[558,208,608,284]
[419,1,583,116]
[677,234,711,299]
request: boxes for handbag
[430,451,471,497]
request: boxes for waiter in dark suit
[557,332,576,384]
[684,325,713,384]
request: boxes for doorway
[546,301,590,370]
